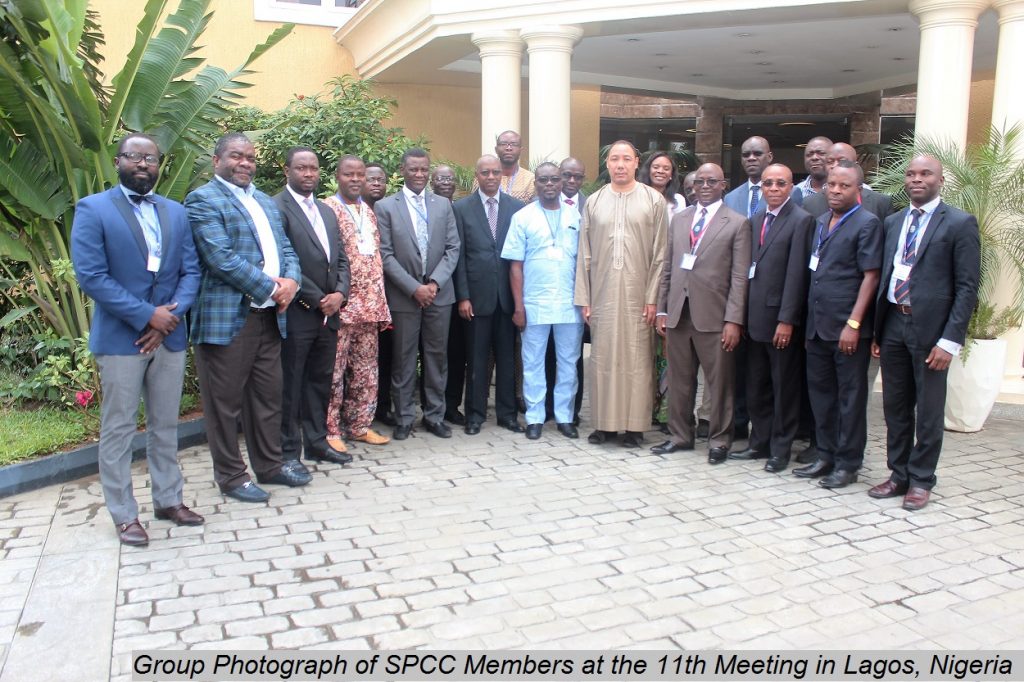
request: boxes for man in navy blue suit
[71,134,203,547]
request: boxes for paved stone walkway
[1,396,1022,681]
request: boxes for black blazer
[273,189,351,331]
[803,186,894,223]
[746,200,814,343]
[873,201,980,348]
[453,191,525,316]
[806,206,883,341]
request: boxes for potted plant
[872,125,1024,432]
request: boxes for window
[253,0,362,28]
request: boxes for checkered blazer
[185,179,301,345]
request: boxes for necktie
[894,208,923,304]
[749,185,760,217]
[486,197,498,240]
[690,207,708,251]
[414,194,429,272]
[760,212,775,247]
[129,193,161,256]
[304,196,330,256]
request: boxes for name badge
[809,255,819,271]
[893,263,912,281]
[748,263,757,280]
[547,246,563,260]
[681,253,697,270]
[357,237,375,256]
[147,255,161,273]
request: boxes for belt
[249,306,276,315]
[894,304,912,315]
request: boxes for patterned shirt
[323,195,391,327]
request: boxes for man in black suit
[728,164,813,473]
[802,142,893,221]
[794,160,882,489]
[453,155,526,434]
[274,147,351,470]
[870,154,980,511]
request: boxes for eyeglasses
[477,169,502,177]
[760,179,789,187]
[692,178,722,186]
[561,172,585,181]
[741,151,766,158]
[497,141,521,148]
[433,176,454,182]
[535,176,561,184]
[117,152,161,165]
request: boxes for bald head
[559,157,586,198]
[905,153,944,207]
[474,155,502,197]
[741,136,773,181]
[825,143,859,174]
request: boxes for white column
[520,25,583,165]
[909,0,987,147]
[471,30,523,157]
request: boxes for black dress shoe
[376,410,397,426]
[819,469,858,489]
[621,431,644,448]
[422,419,452,438]
[696,419,710,439]
[733,423,749,440]
[497,418,524,433]
[587,430,614,444]
[257,466,312,487]
[728,447,768,460]
[556,422,578,439]
[283,459,313,476]
[464,422,481,435]
[795,444,818,464]
[305,448,352,465]
[764,457,789,473]
[525,423,543,440]
[793,459,833,478]
[393,423,413,440]
[708,446,728,464]
[650,440,694,454]
[223,480,270,502]
[444,409,466,426]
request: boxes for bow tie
[564,198,574,205]
[129,193,155,205]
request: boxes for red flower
[75,390,93,407]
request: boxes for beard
[119,166,157,195]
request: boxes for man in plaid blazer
[186,132,308,503]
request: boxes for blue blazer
[71,186,200,355]
[185,179,302,345]
[724,182,804,217]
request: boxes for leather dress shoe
[525,423,543,440]
[393,423,413,440]
[868,479,909,499]
[154,504,204,526]
[326,437,348,453]
[498,418,524,433]
[305,448,352,465]
[902,487,931,511]
[223,480,270,503]
[352,428,390,445]
[587,430,614,444]
[117,519,149,546]
[464,422,482,435]
[651,440,693,455]
[733,423,749,440]
[696,419,710,439]
[257,465,312,487]
[708,446,728,464]
[792,459,833,479]
[819,469,858,489]
[422,419,452,438]
[763,457,789,473]
[376,410,397,426]
[444,409,466,426]
[621,431,644,448]
[556,422,578,439]
[728,447,767,460]
[795,444,818,464]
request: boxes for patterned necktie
[304,196,330,256]
[690,207,708,251]
[894,208,923,304]
[486,197,498,240]
[760,212,775,247]
[749,185,761,217]
[414,193,429,272]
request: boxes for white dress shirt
[215,175,279,308]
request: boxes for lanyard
[338,194,365,234]
[542,205,563,242]
[814,203,861,255]
[409,193,429,224]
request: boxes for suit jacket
[746,200,815,343]
[873,201,980,348]
[185,179,302,344]
[374,189,460,313]
[453,191,525,316]
[724,181,804,217]
[658,203,751,333]
[802,186,894,223]
[273,189,350,331]
[71,186,201,355]
[805,206,883,341]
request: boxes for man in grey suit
[375,148,461,440]
[654,163,751,464]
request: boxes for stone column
[471,30,524,156]
[908,0,988,147]
[520,25,583,165]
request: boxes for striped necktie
[894,208,923,304]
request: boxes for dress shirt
[214,175,279,308]
[402,185,429,229]
[118,184,160,258]
[478,188,500,210]
[285,185,330,256]
[690,199,723,254]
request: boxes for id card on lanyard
[340,196,375,255]
[810,204,860,271]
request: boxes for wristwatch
[846,319,861,330]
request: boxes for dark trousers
[465,311,517,425]
[746,336,803,460]
[391,304,452,425]
[280,313,338,460]
[879,312,948,489]
[376,327,393,418]
[195,310,284,491]
[733,338,749,429]
[806,335,871,471]
[445,313,468,415]
[544,331,584,423]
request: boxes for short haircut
[608,139,639,157]
[400,148,429,166]
[496,130,521,142]
[832,159,864,184]
[336,154,364,168]
[214,132,251,157]
[364,161,386,174]
[117,133,160,155]
[534,161,559,176]
[284,146,317,166]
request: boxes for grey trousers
[96,347,186,525]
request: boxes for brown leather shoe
[868,479,908,499]
[902,487,931,511]
[154,504,205,526]
[117,519,149,546]
[326,437,348,452]
[352,428,390,445]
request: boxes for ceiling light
[772,80,787,84]
[892,57,907,61]
[736,32,753,38]
[654,52,669,56]
[626,37,641,42]
[690,73,705,77]
[756,61,773,66]
[685,128,697,133]
[887,26,903,32]
[841,68,858,73]
[795,143,808,148]
[748,49,764,55]
[778,121,814,126]
[723,143,733,148]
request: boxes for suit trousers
[879,312,948,489]
[522,323,583,425]
[196,310,285,490]
[806,335,871,471]
[465,311,517,426]
[376,328,393,419]
[445,313,469,414]
[391,304,452,425]
[733,338,749,428]
[666,303,736,450]
[95,348,186,525]
[746,337,803,460]
[328,322,379,439]
[280,313,339,460]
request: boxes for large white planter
[944,338,1007,432]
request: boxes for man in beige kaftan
[575,141,668,448]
